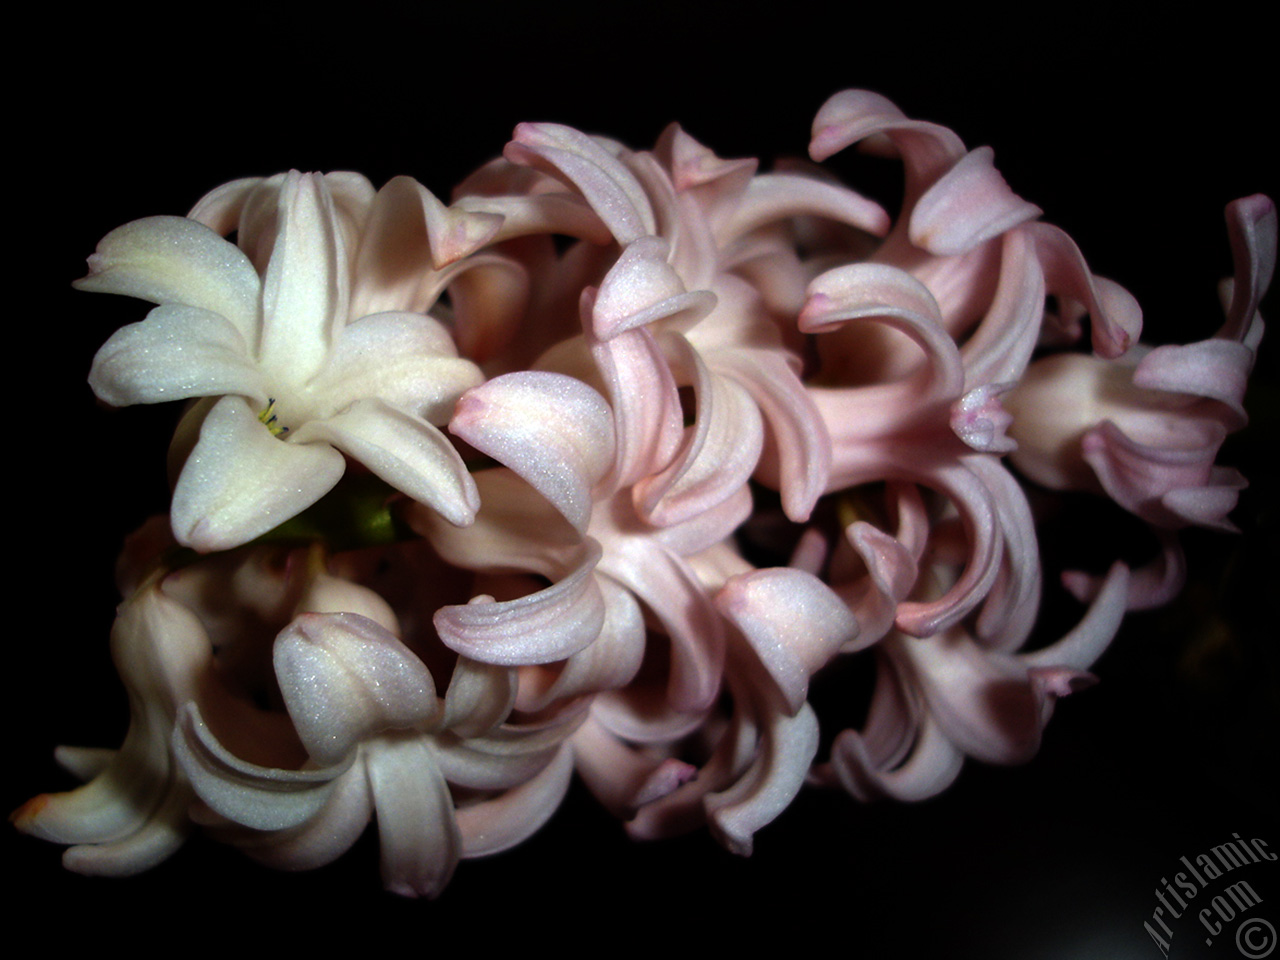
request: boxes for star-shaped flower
[81,171,484,551]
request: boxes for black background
[8,6,1277,957]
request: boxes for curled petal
[714,347,831,523]
[717,568,859,714]
[1081,419,1238,530]
[504,122,656,243]
[73,215,262,345]
[1220,194,1276,342]
[13,580,207,860]
[58,785,191,877]
[802,263,966,410]
[1132,339,1255,430]
[909,147,1041,256]
[451,372,615,534]
[434,541,606,665]
[810,89,966,193]
[1031,222,1141,358]
[959,227,1046,386]
[828,712,964,803]
[237,757,373,872]
[442,658,518,738]
[894,458,1003,638]
[1024,561,1130,671]
[274,613,440,765]
[517,576,646,712]
[590,323,685,489]
[172,704,347,832]
[458,745,576,858]
[901,636,1089,764]
[601,542,726,715]
[634,337,764,527]
[841,521,920,644]
[728,172,890,240]
[705,702,819,856]
[1064,535,1184,612]
[592,237,716,339]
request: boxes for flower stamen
[258,398,290,438]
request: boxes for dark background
[9,6,1276,957]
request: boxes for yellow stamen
[258,399,290,438]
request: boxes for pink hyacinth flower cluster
[14,90,1273,896]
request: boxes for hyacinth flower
[175,610,581,899]
[495,119,895,523]
[80,171,485,552]
[18,87,1274,898]
[12,575,206,875]
[1006,195,1276,607]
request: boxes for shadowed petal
[457,745,575,858]
[173,703,347,832]
[717,568,859,714]
[634,335,764,527]
[365,735,461,899]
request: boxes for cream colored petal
[74,215,261,344]
[258,173,349,386]
[292,400,479,527]
[312,311,483,422]
[89,304,268,408]
[274,613,441,765]
[365,735,462,899]
[171,396,346,552]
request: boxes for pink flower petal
[909,147,1041,256]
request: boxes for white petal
[172,703,346,832]
[365,735,462,899]
[73,215,262,344]
[258,172,350,386]
[274,613,440,765]
[312,311,483,422]
[442,657,518,737]
[89,304,267,408]
[171,396,346,552]
[292,399,479,526]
